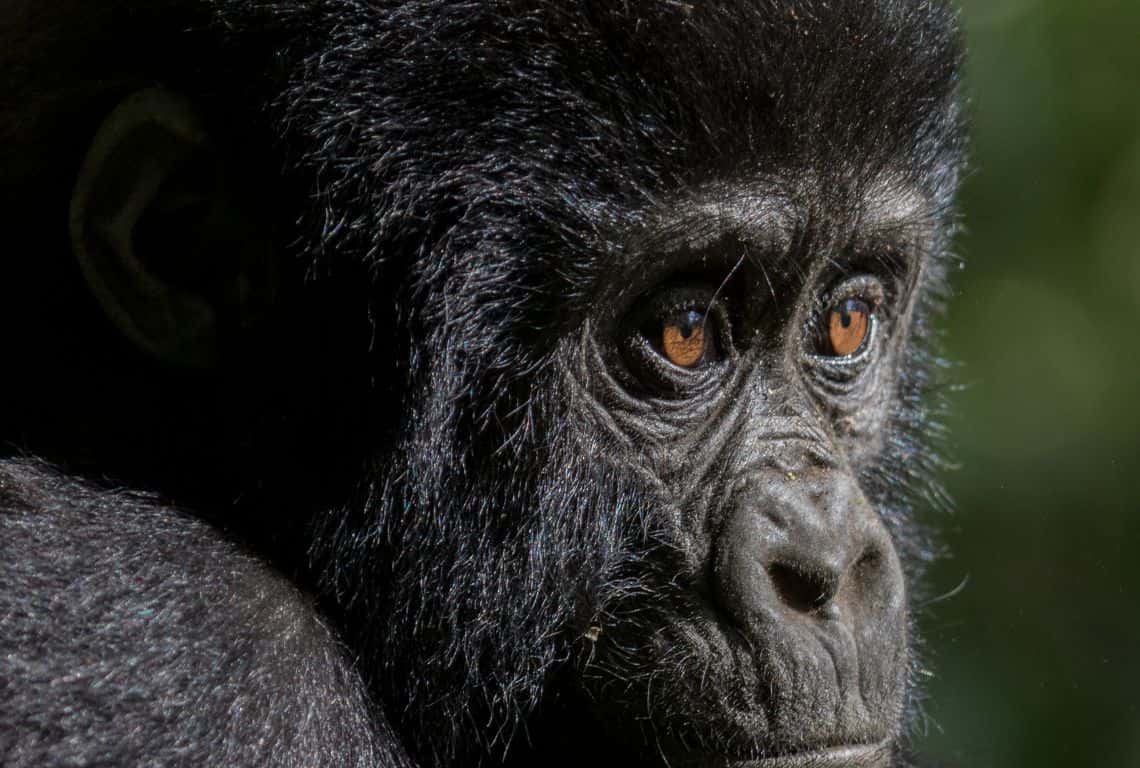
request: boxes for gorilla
[0,1,964,766]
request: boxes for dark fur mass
[0,1,964,767]
[0,461,408,768]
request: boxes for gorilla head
[288,3,962,763]
[4,0,964,766]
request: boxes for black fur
[0,1,964,766]
[0,461,409,768]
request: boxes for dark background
[916,0,1140,764]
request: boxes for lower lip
[719,741,893,767]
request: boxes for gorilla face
[568,189,927,763]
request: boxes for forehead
[637,175,932,249]
[496,1,964,266]
[600,173,935,294]
[536,1,962,180]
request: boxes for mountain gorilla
[0,1,964,766]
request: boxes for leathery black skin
[0,1,964,766]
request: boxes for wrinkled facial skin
[557,185,932,766]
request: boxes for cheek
[824,352,904,465]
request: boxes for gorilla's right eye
[656,309,715,369]
[617,289,733,396]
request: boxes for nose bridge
[733,363,823,443]
[733,428,838,480]
[733,362,838,462]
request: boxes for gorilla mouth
[720,740,893,767]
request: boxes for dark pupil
[677,310,703,338]
[838,299,863,328]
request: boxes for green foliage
[919,0,1140,763]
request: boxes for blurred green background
[917,0,1140,764]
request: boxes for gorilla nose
[712,469,904,631]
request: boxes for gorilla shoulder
[0,460,407,768]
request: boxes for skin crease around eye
[827,298,871,357]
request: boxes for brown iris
[826,298,872,357]
[661,309,707,368]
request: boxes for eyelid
[823,275,886,310]
[648,288,721,317]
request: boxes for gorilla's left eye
[811,276,886,362]
[824,298,872,357]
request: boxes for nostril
[768,562,837,614]
[850,547,888,601]
[853,549,881,579]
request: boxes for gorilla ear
[70,88,276,368]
